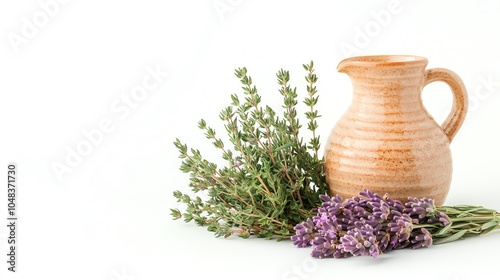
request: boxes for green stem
[413,223,441,229]
[307,67,318,161]
[450,216,500,223]
[244,78,276,166]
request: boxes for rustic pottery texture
[324,55,468,206]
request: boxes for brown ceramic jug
[324,55,468,206]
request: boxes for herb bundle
[292,189,500,258]
[170,62,500,256]
[170,62,327,239]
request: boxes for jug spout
[336,58,354,74]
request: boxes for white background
[1,1,500,279]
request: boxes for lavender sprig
[292,189,500,258]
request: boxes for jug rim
[338,55,428,71]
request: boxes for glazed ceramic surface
[325,55,468,205]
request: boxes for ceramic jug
[324,55,468,205]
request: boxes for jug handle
[424,68,468,143]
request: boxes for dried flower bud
[311,233,338,258]
[291,219,315,248]
[410,228,432,249]
[339,221,379,258]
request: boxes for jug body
[325,55,468,205]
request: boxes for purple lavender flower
[427,211,451,226]
[405,197,436,222]
[339,220,380,258]
[384,194,405,213]
[377,232,391,252]
[342,195,361,210]
[317,194,343,217]
[359,189,383,201]
[293,189,454,258]
[410,228,432,249]
[387,214,413,243]
[291,218,315,247]
[311,229,350,259]
[367,200,391,221]
[314,213,342,235]
[311,230,339,258]
[353,205,372,221]
[405,196,451,226]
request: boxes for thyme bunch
[170,62,327,239]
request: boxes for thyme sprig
[171,62,327,239]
